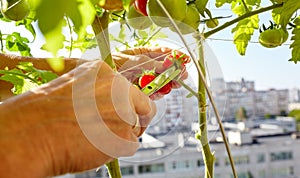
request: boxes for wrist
[0,95,51,178]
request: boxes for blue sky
[204,24,300,91]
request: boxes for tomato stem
[204,3,283,38]
[92,11,116,70]
[91,11,122,178]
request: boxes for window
[270,151,293,161]
[121,166,134,175]
[257,153,265,163]
[271,167,294,177]
[184,160,190,168]
[226,155,249,166]
[138,163,165,174]
[197,159,205,167]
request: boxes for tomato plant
[1,0,300,178]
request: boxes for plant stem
[105,159,122,178]
[0,30,3,52]
[91,11,121,178]
[194,34,238,178]
[204,3,283,38]
[66,17,74,58]
[195,36,215,178]
[0,70,39,83]
[92,11,116,70]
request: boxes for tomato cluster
[258,22,288,48]
[125,0,200,34]
[136,51,189,98]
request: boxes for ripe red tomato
[134,0,148,16]
[138,74,156,88]
[158,82,172,95]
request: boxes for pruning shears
[141,65,182,96]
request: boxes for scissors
[141,65,182,96]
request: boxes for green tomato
[146,0,187,27]
[206,18,219,29]
[169,5,200,34]
[1,0,30,21]
[126,5,152,30]
[259,29,288,48]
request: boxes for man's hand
[0,60,155,177]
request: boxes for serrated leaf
[289,27,300,63]
[279,0,300,30]
[5,32,31,56]
[231,15,259,55]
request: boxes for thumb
[130,85,156,128]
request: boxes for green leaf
[0,68,38,95]
[215,0,233,8]
[5,32,32,56]
[0,62,58,95]
[122,0,132,11]
[118,25,126,41]
[289,23,300,63]
[138,30,148,39]
[245,0,260,6]
[195,0,209,17]
[16,62,58,83]
[35,0,95,58]
[231,1,252,16]
[272,7,283,24]
[67,0,96,40]
[279,0,300,30]
[231,15,259,55]
[46,57,65,72]
[16,19,36,41]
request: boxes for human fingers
[130,85,156,136]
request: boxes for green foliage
[289,17,300,63]
[279,0,300,31]
[0,62,58,95]
[34,0,95,70]
[232,15,259,55]
[5,32,32,56]
[195,0,209,17]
